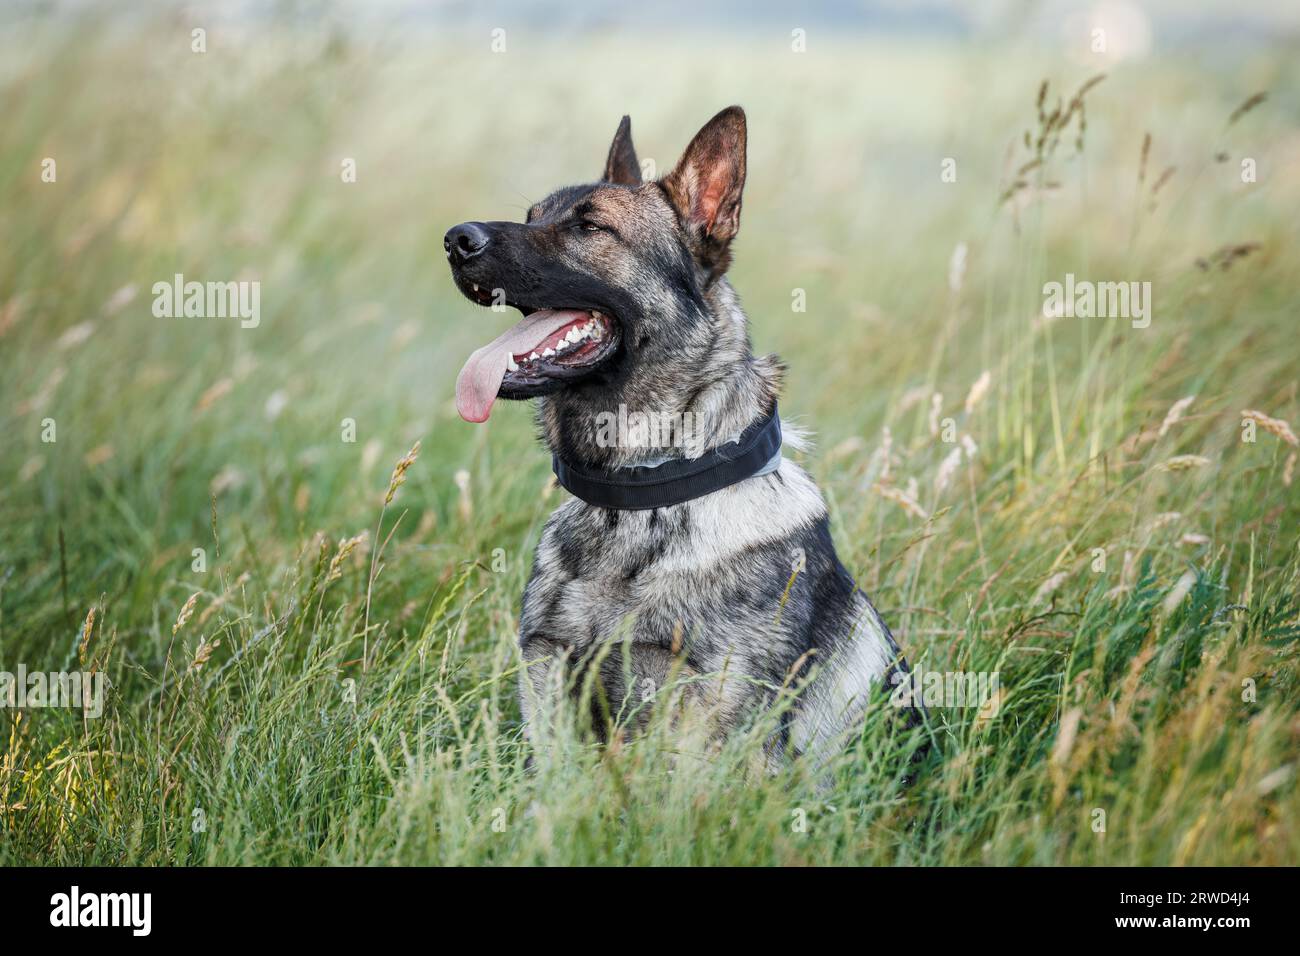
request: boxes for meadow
[1,10,1298,865]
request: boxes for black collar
[551,405,782,511]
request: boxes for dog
[446,107,921,763]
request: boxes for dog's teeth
[543,348,555,357]
[529,352,539,361]
[472,283,479,292]
[591,311,601,318]
[506,356,518,371]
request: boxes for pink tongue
[455,309,589,422]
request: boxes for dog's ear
[602,115,641,186]
[660,106,746,276]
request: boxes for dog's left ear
[661,106,746,276]
[603,115,641,186]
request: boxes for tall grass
[1,10,1298,865]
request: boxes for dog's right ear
[602,115,641,186]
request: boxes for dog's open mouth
[454,306,619,422]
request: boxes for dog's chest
[522,506,713,648]
[518,463,833,665]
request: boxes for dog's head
[447,107,748,425]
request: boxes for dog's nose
[444,222,491,264]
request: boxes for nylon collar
[551,405,782,511]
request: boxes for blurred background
[4,0,1296,563]
[5,0,1296,489]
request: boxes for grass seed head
[327,531,369,582]
[874,482,928,520]
[1242,409,1298,447]
[189,637,221,674]
[172,592,200,635]
[1160,454,1212,472]
[384,440,421,506]
[455,469,473,522]
[1157,395,1195,438]
[964,370,991,414]
[79,606,96,664]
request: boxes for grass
[1,9,1298,865]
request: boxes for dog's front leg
[517,634,574,764]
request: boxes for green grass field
[2,11,1298,865]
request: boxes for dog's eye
[580,220,604,233]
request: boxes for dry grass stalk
[1227,91,1267,126]
[455,469,473,522]
[1159,454,1211,472]
[78,606,96,665]
[934,446,964,495]
[1146,512,1182,532]
[874,482,928,520]
[1032,571,1069,607]
[1052,707,1083,767]
[898,386,929,413]
[384,440,421,506]
[948,242,967,294]
[827,435,865,463]
[172,592,200,635]
[1157,395,1195,438]
[188,637,221,674]
[83,444,114,467]
[1150,165,1176,196]
[964,370,991,414]
[197,571,251,626]
[870,426,895,485]
[1241,409,1298,447]
[1162,569,1198,614]
[327,531,369,583]
[195,377,233,412]
[1196,243,1261,272]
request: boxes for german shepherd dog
[446,107,919,763]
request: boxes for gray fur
[446,107,919,760]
